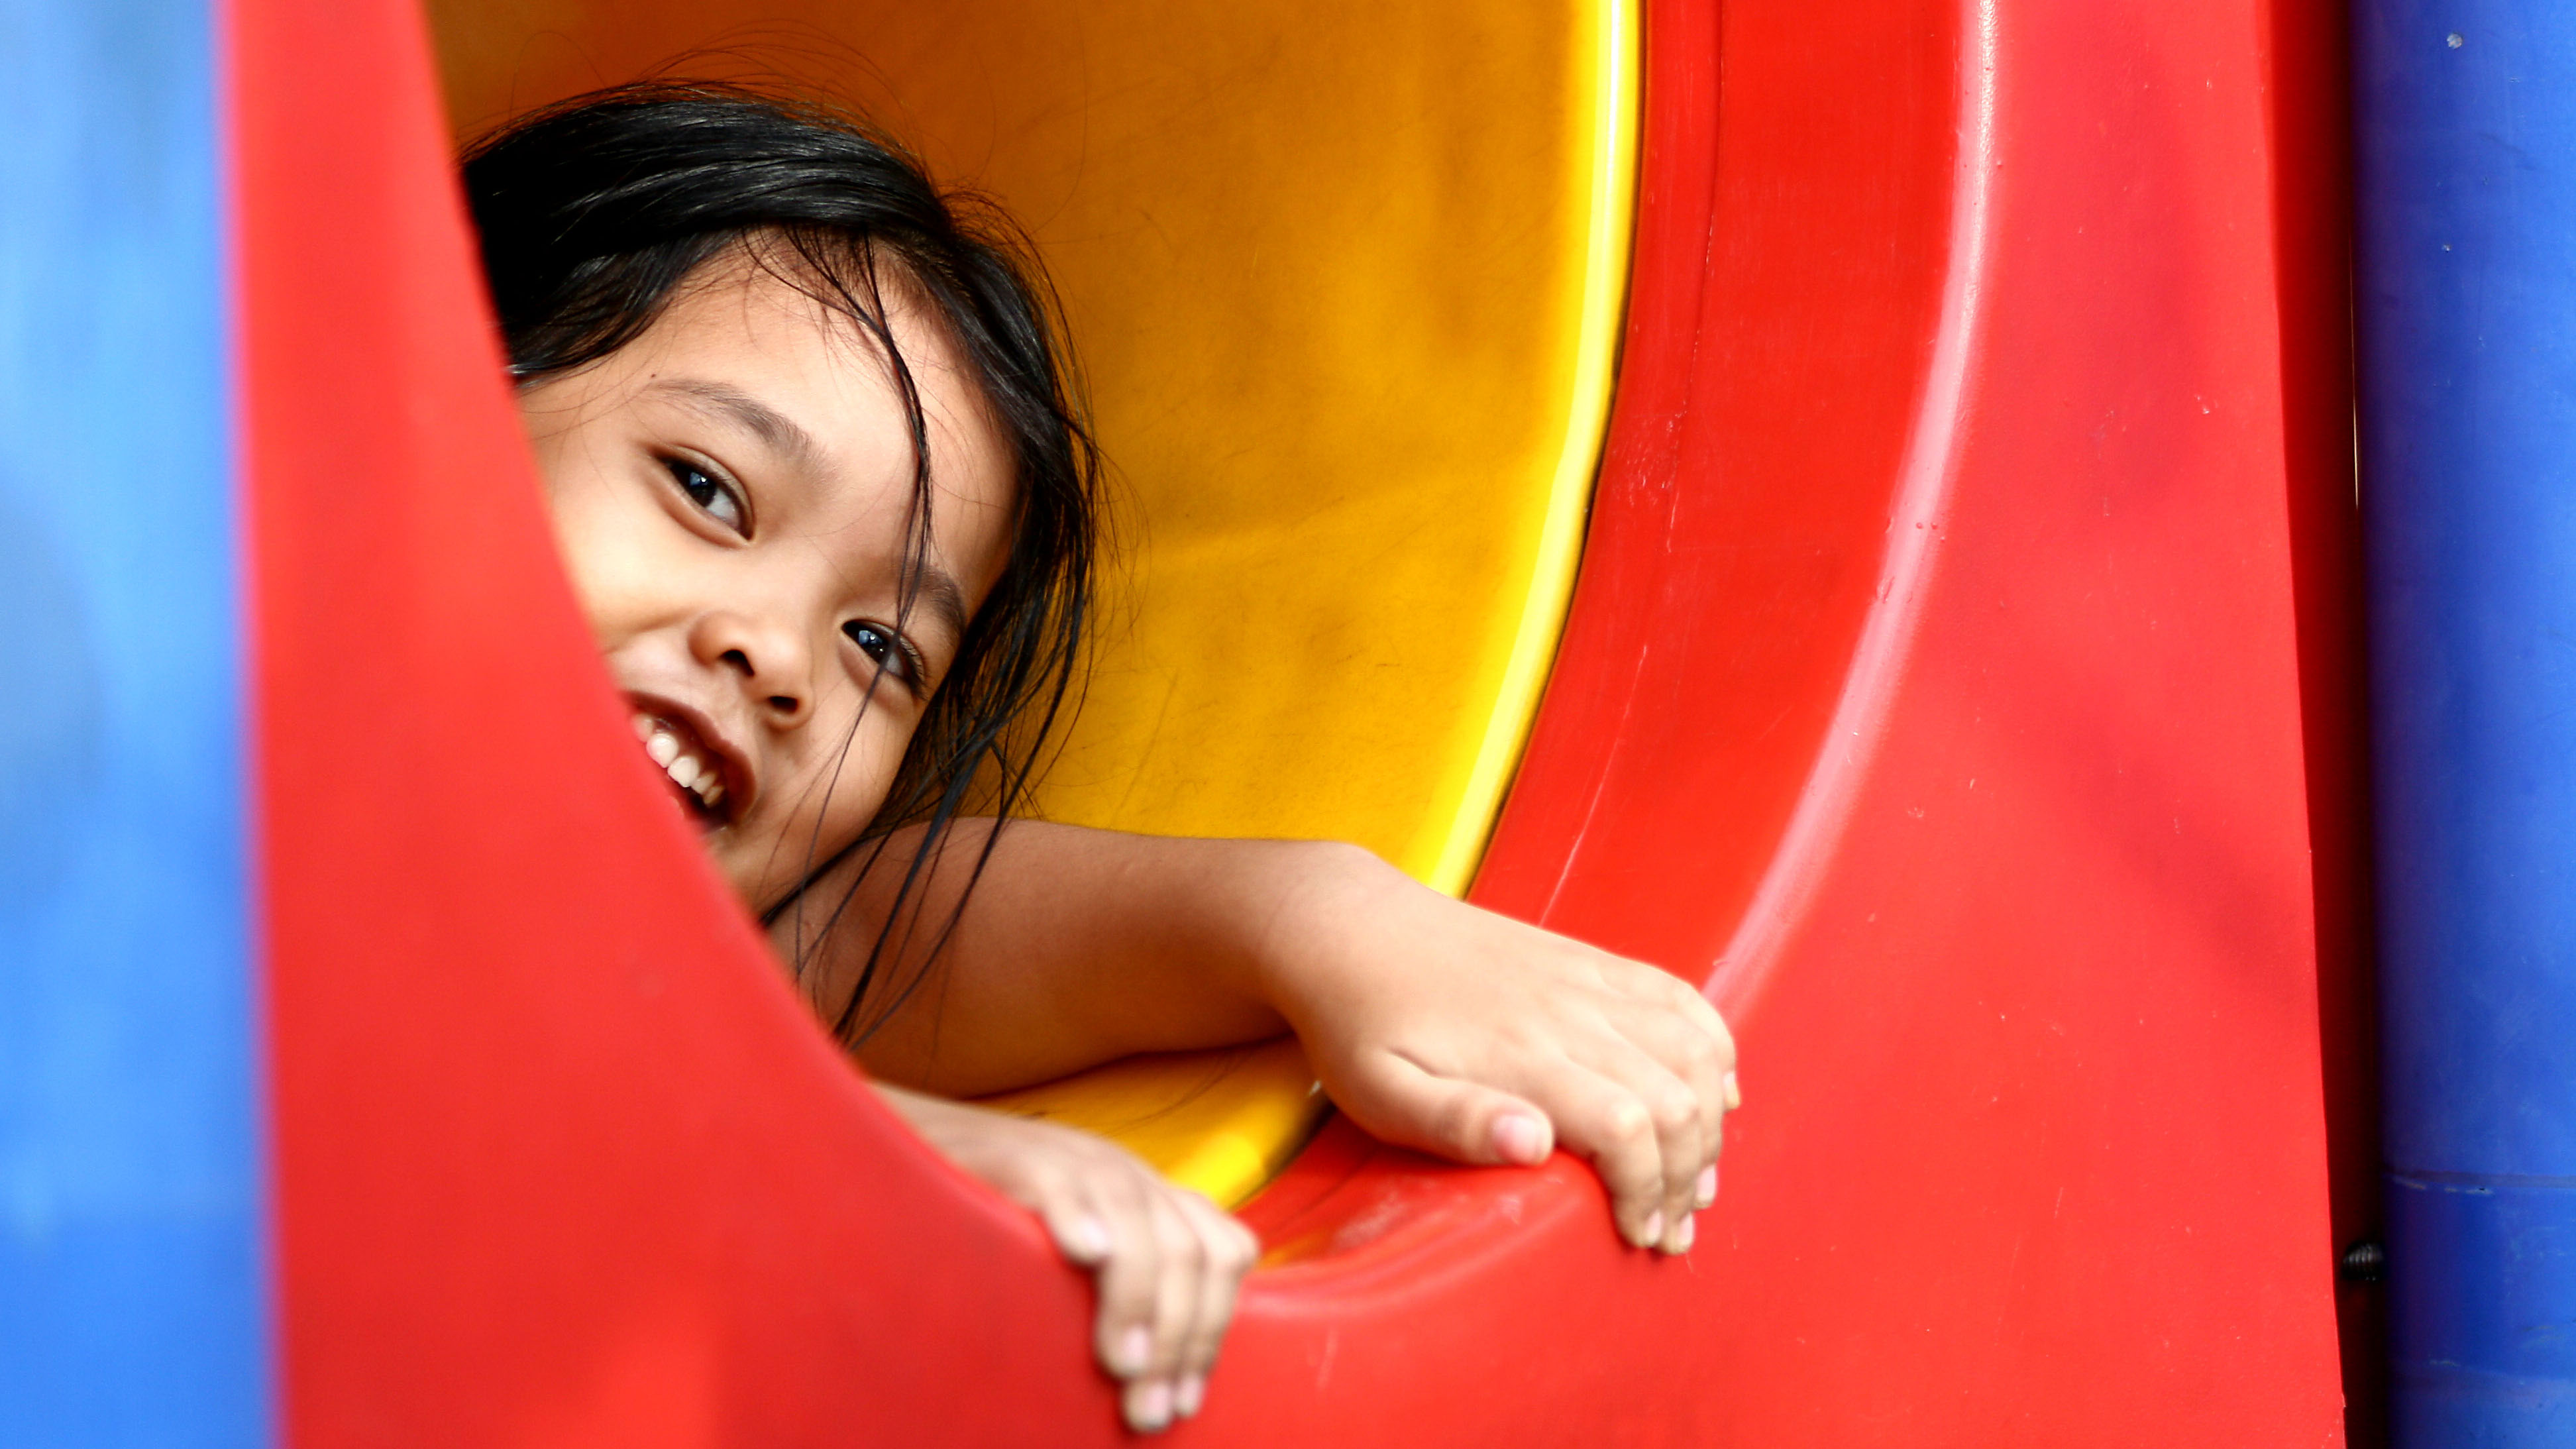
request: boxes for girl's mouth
[631,709,735,828]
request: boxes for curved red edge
[1258,0,2354,1432]
[255,0,2355,1442]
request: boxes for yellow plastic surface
[977,1039,1325,1208]
[427,0,1636,1206]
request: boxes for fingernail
[1112,1325,1151,1377]
[1672,1215,1696,1254]
[1128,1379,1175,1432]
[1639,1210,1664,1248]
[1694,1165,1718,1208]
[1723,1070,1742,1111]
[1493,1112,1550,1165]
[1067,1216,1111,1263]
[1175,1374,1206,1418]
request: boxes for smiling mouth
[631,710,734,828]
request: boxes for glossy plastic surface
[977,1040,1324,1207]
[255,0,2355,1442]
[1468,0,2357,1432]
[2354,1,2576,1438]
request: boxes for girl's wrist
[1225,837,1395,1038]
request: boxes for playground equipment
[2356,0,2576,1438]
[9,0,2386,1441]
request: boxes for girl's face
[520,249,1016,912]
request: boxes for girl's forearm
[775,819,1330,1095]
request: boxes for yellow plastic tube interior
[426,0,1637,1205]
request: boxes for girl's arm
[784,822,1296,1093]
[792,820,1737,1434]
[783,819,1740,1255]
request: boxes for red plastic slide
[249,0,2364,1440]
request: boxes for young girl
[469,83,1738,1433]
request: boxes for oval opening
[427,0,1637,1203]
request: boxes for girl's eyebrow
[906,565,970,653]
[645,376,970,652]
[647,376,829,478]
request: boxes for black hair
[462,81,1097,1043]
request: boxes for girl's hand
[1256,845,1739,1256]
[875,1085,1258,1434]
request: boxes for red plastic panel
[246,3,1100,1442]
[1472,0,2355,1438]
[252,0,2351,1442]
[2259,0,2384,1428]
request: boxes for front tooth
[646,730,680,767]
[668,755,701,789]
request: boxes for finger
[1660,971,1741,1093]
[1138,1186,1205,1392]
[1578,1027,1706,1252]
[1087,1175,1189,1433]
[1123,1376,1178,1436]
[1631,1064,1704,1254]
[1085,1177,1161,1388]
[1340,1049,1556,1167]
[1613,996,1727,1144]
[1603,958,1739,1081]
[1171,1192,1257,1418]
[1662,981,1739,1208]
[1040,1199,1113,1267]
[1602,965,1739,1228]
[1536,1058,1671,1248]
[1605,996,1731,1219]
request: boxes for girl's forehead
[662,257,956,429]
[623,256,1017,586]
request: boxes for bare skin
[519,240,1739,1434]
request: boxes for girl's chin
[692,832,761,898]
[711,843,819,922]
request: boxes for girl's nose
[688,609,812,724]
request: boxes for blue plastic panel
[2355,0,2576,1440]
[0,1,266,1444]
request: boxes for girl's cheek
[542,492,661,642]
[818,724,907,832]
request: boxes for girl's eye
[845,621,923,688]
[664,456,747,534]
